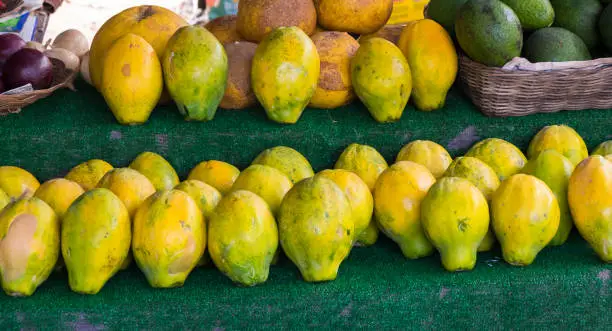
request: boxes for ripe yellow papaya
[129,151,179,191]
[65,159,113,191]
[0,166,40,200]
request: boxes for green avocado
[426,0,469,38]
[455,0,523,67]
[600,4,612,52]
[162,26,228,121]
[501,0,555,30]
[524,27,592,62]
[551,0,603,49]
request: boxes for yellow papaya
[317,169,374,246]
[0,197,58,296]
[443,156,500,252]
[314,0,393,35]
[65,159,113,191]
[209,190,278,286]
[34,178,85,219]
[334,143,389,191]
[0,189,8,211]
[252,146,314,184]
[521,150,575,246]
[97,168,156,217]
[528,125,588,166]
[592,140,612,156]
[374,161,436,259]
[492,174,560,266]
[0,166,40,200]
[568,156,612,262]
[251,27,320,124]
[397,19,458,111]
[133,190,205,288]
[62,188,131,294]
[230,165,293,215]
[129,151,179,191]
[101,33,163,125]
[175,180,221,219]
[465,138,527,180]
[278,176,354,282]
[396,140,453,178]
[421,177,489,271]
[188,160,240,195]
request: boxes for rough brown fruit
[220,41,258,110]
[203,15,243,44]
[236,0,317,42]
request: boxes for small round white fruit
[52,29,89,58]
[45,48,80,71]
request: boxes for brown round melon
[236,0,317,42]
[203,15,243,45]
[220,41,258,110]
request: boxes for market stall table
[0,80,610,328]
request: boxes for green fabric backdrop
[0,80,610,329]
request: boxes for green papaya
[162,26,228,121]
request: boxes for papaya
[187,160,240,195]
[0,166,40,200]
[175,180,222,219]
[334,143,389,191]
[568,156,612,262]
[357,222,380,247]
[465,138,527,180]
[220,41,258,110]
[251,27,320,124]
[491,174,560,266]
[162,26,228,122]
[374,161,436,259]
[65,159,114,191]
[0,198,58,296]
[62,188,131,294]
[443,157,500,252]
[97,168,156,217]
[314,0,393,35]
[252,146,314,184]
[209,190,278,286]
[89,5,187,89]
[308,32,360,109]
[230,165,292,215]
[317,169,374,247]
[129,151,179,191]
[592,140,612,156]
[421,177,490,271]
[34,178,85,219]
[396,140,453,179]
[455,0,523,67]
[397,19,458,111]
[101,33,163,125]
[133,190,205,288]
[0,189,9,211]
[237,0,317,42]
[528,125,588,166]
[203,15,243,45]
[521,150,575,246]
[351,38,412,123]
[278,176,354,282]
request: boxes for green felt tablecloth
[0,80,610,329]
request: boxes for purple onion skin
[0,33,26,66]
[3,48,53,90]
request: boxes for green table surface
[0,80,610,329]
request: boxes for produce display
[0,126,610,297]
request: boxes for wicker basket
[0,58,78,115]
[459,55,612,117]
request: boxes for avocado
[551,0,603,49]
[501,0,555,30]
[455,0,523,67]
[600,4,612,52]
[426,0,469,38]
[524,27,592,62]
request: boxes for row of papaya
[0,125,610,296]
[87,5,457,126]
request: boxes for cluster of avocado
[428,0,612,66]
